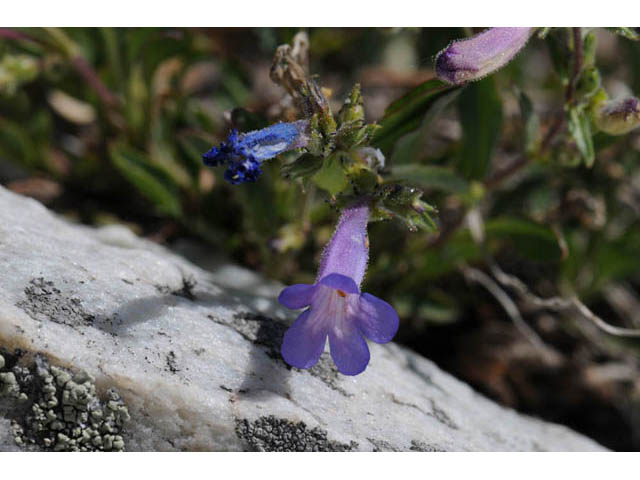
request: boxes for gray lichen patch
[235,415,357,452]
[410,439,447,452]
[368,437,400,452]
[16,277,95,327]
[165,351,179,374]
[0,349,129,451]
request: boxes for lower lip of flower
[312,284,354,332]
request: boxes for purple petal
[278,284,317,309]
[355,293,399,344]
[316,202,370,287]
[328,327,370,376]
[281,309,327,369]
[318,273,359,294]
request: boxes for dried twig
[565,27,584,105]
[489,262,640,338]
[461,266,555,356]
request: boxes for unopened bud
[436,28,533,85]
[593,96,640,135]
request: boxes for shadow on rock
[97,286,293,399]
[95,295,174,335]
[234,312,293,400]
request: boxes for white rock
[0,186,604,451]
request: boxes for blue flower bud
[202,120,309,184]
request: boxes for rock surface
[0,186,604,451]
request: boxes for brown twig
[565,27,584,106]
[462,265,557,357]
[0,27,36,42]
[484,111,565,190]
[489,262,640,338]
[70,55,119,108]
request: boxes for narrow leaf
[109,144,182,217]
[389,164,470,194]
[485,217,563,262]
[373,78,458,155]
[518,90,541,155]
[568,107,595,167]
[458,77,503,180]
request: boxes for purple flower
[436,28,533,85]
[278,202,399,375]
[202,120,309,184]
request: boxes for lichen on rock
[0,350,129,451]
[235,415,357,452]
[17,277,95,328]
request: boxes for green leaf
[417,231,483,279]
[485,217,563,262]
[388,86,461,165]
[537,28,552,39]
[372,78,458,155]
[547,29,571,79]
[582,31,598,68]
[312,153,348,195]
[388,164,470,194]
[109,144,182,217]
[518,90,541,155]
[0,54,39,95]
[605,27,640,42]
[568,107,595,167]
[458,77,503,180]
[0,116,40,168]
[590,230,640,292]
[376,183,438,232]
[416,299,461,325]
[281,153,323,180]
